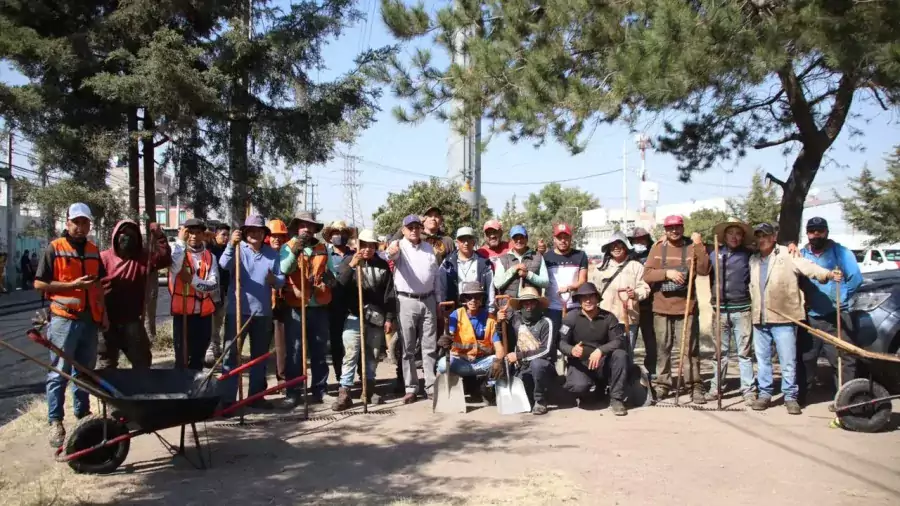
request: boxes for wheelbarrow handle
[26,329,125,398]
[1,335,109,400]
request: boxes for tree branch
[823,73,856,142]
[153,133,171,148]
[776,64,819,143]
[869,85,889,111]
[754,133,800,149]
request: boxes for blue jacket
[800,240,862,316]
[219,242,285,317]
[441,251,494,308]
[709,245,752,309]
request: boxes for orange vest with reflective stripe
[284,241,332,307]
[451,308,497,360]
[169,249,215,316]
[49,238,104,324]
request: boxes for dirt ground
[1,342,899,506]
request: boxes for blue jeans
[437,354,497,380]
[340,315,384,388]
[220,314,273,403]
[754,324,798,401]
[710,310,756,396]
[172,314,212,370]
[46,317,98,423]
[284,306,329,399]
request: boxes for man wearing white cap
[440,227,495,311]
[34,203,108,447]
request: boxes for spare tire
[65,415,130,474]
[834,379,892,433]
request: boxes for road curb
[0,300,44,318]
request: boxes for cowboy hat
[509,286,549,309]
[601,231,633,254]
[713,218,754,246]
[288,211,324,233]
[323,220,358,241]
[459,281,485,299]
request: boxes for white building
[581,208,654,256]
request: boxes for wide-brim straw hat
[323,220,358,241]
[510,286,549,309]
[713,218,754,247]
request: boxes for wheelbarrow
[0,328,305,474]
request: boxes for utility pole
[635,133,651,213]
[622,139,628,231]
[449,0,481,221]
[342,154,365,227]
[4,130,13,290]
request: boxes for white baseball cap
[67,203,93,221]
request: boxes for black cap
[754,223,776,236]
[182,218,207,230]
[422,205,442,216]
[806,217,828,230]
[572,282,601,300]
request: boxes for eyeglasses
[460,295,481,303]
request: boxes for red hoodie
[101,220,172,324]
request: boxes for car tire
[65,415,130,474]
[834,378,892,433]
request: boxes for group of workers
[34,201,862,448]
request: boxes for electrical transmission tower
[342,154,365,228]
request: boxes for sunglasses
[460,294,482,303]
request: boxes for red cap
[663,215,684,227]
[482,219,502,232]
[553,223,573,237]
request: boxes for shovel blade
[432,372,467,414]
[495,376,531,415]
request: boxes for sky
[3,1,899,228]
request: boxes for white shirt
[389,238,443,298]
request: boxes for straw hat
[713,218,754,247]
[509,286,549,309]
[323,220,358,241]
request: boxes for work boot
[785,400,802,415]
[402,393,417,405]
[743,392,758,405]
[48,421,65,448]
[610,399,628,416]
[532,403,548,416]
[704,390,720,402]
[653,387,668,401]
[480,380,496,406]
[692,386,706,405]
[752,397,771,411]
[332,387,353,412]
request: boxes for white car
[853,248,900,274]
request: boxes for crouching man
[558,283,629,416]
[497,286,557,415]
[436,282,505,403]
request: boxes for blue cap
[403,214,422,227]
[510,225,528,238]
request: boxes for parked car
[852,247,900,273]
[849,270,900,388]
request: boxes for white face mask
[633,244,648,254]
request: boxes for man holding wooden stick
[332,229,396,411]
[642,215,710,404]
[749,223,840,414]
[169,219,218,370]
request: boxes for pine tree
[728,171,781,227]
[840,148,900,245]
[378,0,900,243]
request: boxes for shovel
[432,301,466,414]
[495,297,531,415]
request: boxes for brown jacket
[643,238,711,316]
[749,246,831,324]
[589,258,650,324]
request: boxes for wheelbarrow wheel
[834,379,892,433]
[65,415,130,474]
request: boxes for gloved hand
[289,239,303,256]
[437,334,453,349]
[489,359,505,380]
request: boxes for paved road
[0,291,172,425]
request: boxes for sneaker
[48,421,65,448]
[368,392,384,405]
[653,387,669,401]
[610,399,628,416]
[332,387,353,412]
[751,397,771,411]
[692,388,707,405]
[280,396,303,411]
[531,403,548,416]
[704,390,720,402]
[402,393,417,405]
[743,392,758,405]
[785,400,802,415]
[480,381,496,406]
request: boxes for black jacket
[558,309,624,363]
[506,312,556,363]
[337,255,397,323]
[709,245,752,309]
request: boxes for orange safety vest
[48,238,104,324]
[284,241,332,307]
[169,249,215,317]
[451,308,497,361]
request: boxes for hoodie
[101,220,172,324]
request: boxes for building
[107,166,192,228]
[581,208,654,256]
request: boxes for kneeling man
[558,283,629,415]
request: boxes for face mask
[117,234,134,252]
[521,308,541,323]
[633,244,647,254]
[331,234,345,246]
[809,237,827,250]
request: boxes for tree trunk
[229,75,250,224]
[127,108,140,219]
[776,146,825,244]
[142,110,158,340]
